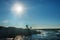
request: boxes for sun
[12,3,24,15]
[13,4,24,14]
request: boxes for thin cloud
[2,20,9,23]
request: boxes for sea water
[31,30,60,40]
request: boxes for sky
[0,0,60,28]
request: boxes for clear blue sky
[0,0,60,28]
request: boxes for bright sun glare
[12,3,24,15]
